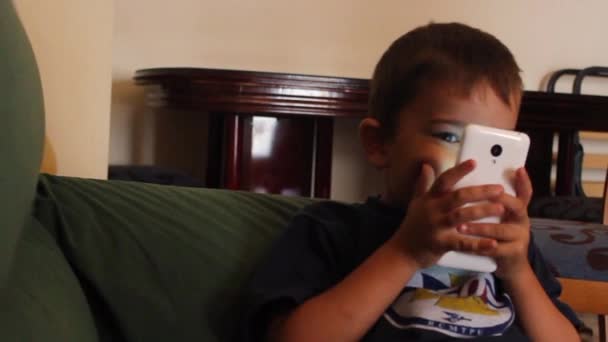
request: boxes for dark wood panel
[555,131,577,196]
[223,114,243,190]
[520,129,554,198]
[240,116,315,197]
[520,91,608,131]
[314,118,334,198]
[205,112,224,188]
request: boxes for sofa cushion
[35,174,313,341]
[0,216,98,342]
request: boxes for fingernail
[496,204,504,214]
[482,239,497,250]
[458,224,468,233]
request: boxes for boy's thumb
[414,163,435,197]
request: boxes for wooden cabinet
[135,68,368,198]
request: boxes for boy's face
[362,81,520,208]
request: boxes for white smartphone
[437,124,530,273]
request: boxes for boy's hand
[459,167,533,280]
[389,160,505,269]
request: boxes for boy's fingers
[439,184,504,210]
[430,159,475,194]
[515,168,533,206]
[442,202,504,227]
[414,163,435,197]
[459,223,519,242]
[442,234,497,254]
[492,193,528,222]
[478,241,525,259]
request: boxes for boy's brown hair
[369,22,523,138]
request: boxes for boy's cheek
[408,146,460,194]
[430,145,460,182]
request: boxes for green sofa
[0,2,312,340]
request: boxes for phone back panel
[455,125,530,198]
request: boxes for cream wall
[15,0,113,179]
[111,0,608,201]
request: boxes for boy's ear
[359,117,391,169]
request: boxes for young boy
[241,23,585,341]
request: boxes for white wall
[15,0,114,179]
[111,0,608,200]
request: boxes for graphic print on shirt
[383,266,515,338]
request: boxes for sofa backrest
[0,0,44,289]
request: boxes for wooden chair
[559,278,608,340]
[557,168,608,341]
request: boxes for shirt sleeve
[238,205,353,342]
[528,234,590,334]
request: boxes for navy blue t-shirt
[241,198,584,341]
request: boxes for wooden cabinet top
[135,67,608,131]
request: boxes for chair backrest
[547,67,608,197]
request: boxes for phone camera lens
[491,144,503,157]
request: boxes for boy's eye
[432,132,460,143]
